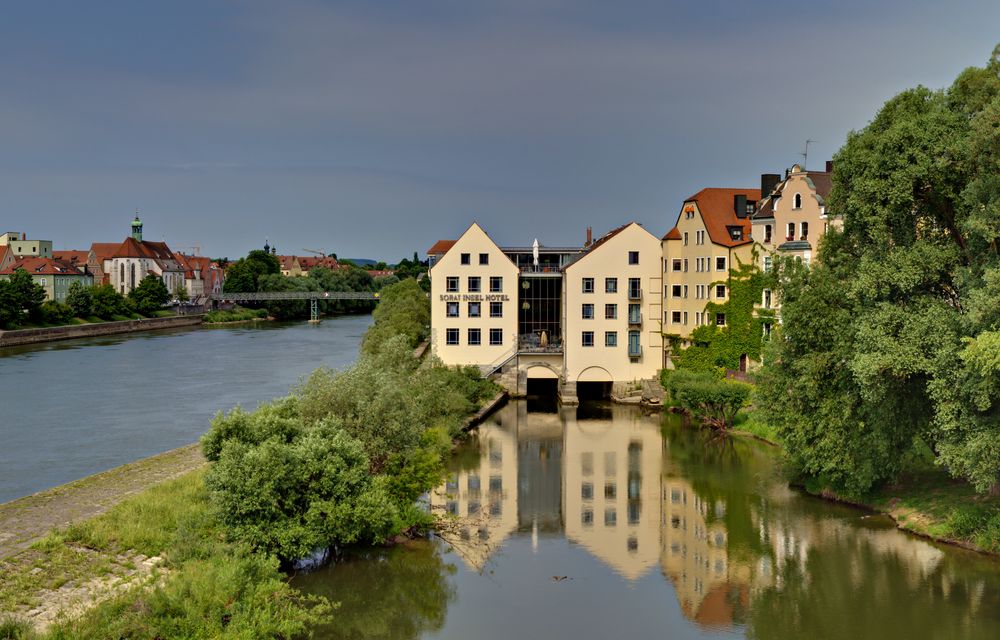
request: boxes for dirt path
[0,443,205,561]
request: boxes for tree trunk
[990,479,1000,497]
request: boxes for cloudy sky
[1,1,998,261]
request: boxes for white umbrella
[532,238,539,267]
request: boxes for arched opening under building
[577,381,612,401]
[525,365,559,410]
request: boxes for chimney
[825,160,834,173]
[760,173,781,198]
[734,194,748,219]
[586,226,593,247]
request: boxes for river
[295,399,1000,640]
[0,315,371,504]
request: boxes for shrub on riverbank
[201,335,498,561]
[662,369,751,430]
[361,278,429,354]
[203,306,267,324]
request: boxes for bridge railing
[209,291,378,302]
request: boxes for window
[605,303,617,319]
[605,508,617,527]
[672,284,682,297]
[716,256,726,271]
[716,313,726,326]
[582,331,594,347]
[605,482,617,499]
[764,224,772,243]
[683,311,688,325]
[671,259,682,272]
[479,253,489,265]
[582,482,593,500]
[683,284,688,298]
[793,193,802,209]
[763,289,772,308]
[763,323,772,339]
[468,328,481,345]
[605,277,618,293]
[605,331,617,347]
[446,276,459,292]
[489,276,503,292]
[490,301,503,318]
[801,221,809,240]
[628,251,639,265]
[671,311,682,323]
[683,258,689,272]
[446,302,459,317]
[582,509,594,526]
[628,303,641,324]
[468,301,481,317]
[445,328,459,345]
[787,222,795,240]
[460,253,471,265]
[763,256,773,273]
[489,328,503,345]
[716,284,726,298]
[468,276,481,292]
[683,232,689,246]
[627,278,641,299]
[582,277,594,293]
[582,303,594,319]
[730,227,743,241]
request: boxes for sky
[1,1,998,262]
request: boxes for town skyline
[2,1,999,259]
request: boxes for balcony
[519,265,562,276]
[627,311,642,326]
[628,344,642,358]
[518,332,563,353]
[627,288,642,301]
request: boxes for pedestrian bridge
[208,291,379,321]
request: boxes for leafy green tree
[224,250,280,293]
[758,45,1000,495]
[173,283,189,303]
[5,268,46,323]
[65,281,93,317]
[361,279,430,355]
[91,284,129,319]
[664,369,751,429]
[0,279,20,328]
[129,275,170,316]
[39,300,74,325]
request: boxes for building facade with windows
[0,256,93,302]
[661,187,759,343]
[106,217,186,295]
[428,222,661,403]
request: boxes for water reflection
[300,401,1000,639]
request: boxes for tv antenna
[801,139,816,170]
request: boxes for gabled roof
[110,237,184,271]
[1,256,88,276]
[427,239,457,255]
[90,243,121,263]
[663,188,759,247]
[564,222,653,269]
[298,256,340,271]
[53,250,89,266]
[752,170,832,221]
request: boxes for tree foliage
[128,275,170,316]
[0,268,47,328]
[664,369,751,429]
[362,278,430,355]
[90,284,130,319]
[223,250,280,293]
[65,281,93,317]
[758,45,1000,495]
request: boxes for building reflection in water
[432,401,995,634]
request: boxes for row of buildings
[427,163,838,402]
[0,217,224,303]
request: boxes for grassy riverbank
[202,306,268,324]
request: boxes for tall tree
[758,45,1000,495]
[129,275,170,316]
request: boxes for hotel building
[428,222,662,403]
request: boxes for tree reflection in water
[294,540,456,640]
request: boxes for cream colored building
[661,188,759,346]
[562,222,663,396]
[563,404,662,581]
[429,222,661,403]
[428,223,520,369]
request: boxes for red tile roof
[427,239,456,255]
[298,256,340,271]
[89,242,121,263]
[112,236,177,261]
[663,188,760,247]
[1,256,88,276]
[53,250,89,266]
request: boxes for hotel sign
[439,294,510,302]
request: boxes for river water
[295,400,1000,640]
[0,315,371,504]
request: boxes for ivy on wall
[666,246,777,372]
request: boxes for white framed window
[489,276,503,292]
[787,222,795,240]
[801,221,809,240]
[468,301,481,317]
[467,328,481,345]
[446,276,459,292]
[763,256,772,273]
[489,328,503,345]
[582,278,594,293]
[582,331,595,347]
[715,284,726,298]
[445,328,459,345]
[468,276,481,292]
[672,284,682,297]
[446,302,459,317]
[683,232,688,246]
[490,301,503,318]
[605,277,617,293]
[716,256,727,271]
[763,289,772,308]
[605,331,617,347]
[793,193,802,209]
[671,311,682,323]
[605,303,617,319]
[582,303,594,319]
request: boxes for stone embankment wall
[0,315,204,347]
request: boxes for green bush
[203,306,267,323]
[128,275,170,316]
[361,278,429,355]
[64,281,92,318]
[90,284,129,320]
[39,301,73,326]
[664,369,751,429]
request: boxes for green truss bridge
[208,291,379,322]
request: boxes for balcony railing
[519,265,562,274]
[518,333,563,353]
[627,288,642,300]
[627,312,642,326]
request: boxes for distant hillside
[342,258,377,267]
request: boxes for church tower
[131,215,143,242]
